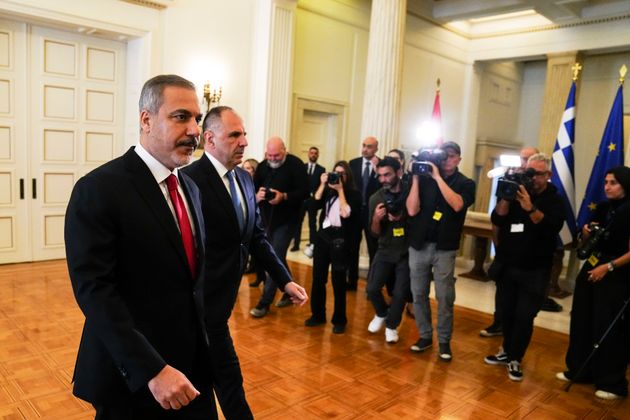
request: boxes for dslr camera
[577,223,609,260]
[410,148,447,175]
[383,190,404,217]
[496,168,535,200]
[264,187,276,201]
[327,172,340,185]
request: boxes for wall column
[537,52,582,154]
[359,0,406,153]
[248,0,297,158]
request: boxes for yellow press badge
[433,211,443,221]
[587,254,599,267]
[393,227,405,237]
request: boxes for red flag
[432,80,442,145]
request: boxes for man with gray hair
[65,74,217,417]
[484,153,565,381]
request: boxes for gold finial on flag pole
[619,64,627,84]
[571,63,582,81]
[436,78,441,92]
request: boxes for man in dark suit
[183,106,307,418]
[348,136,381,290]
[291,146,325,253]
[65,75,215,418]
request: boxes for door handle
[32,178,37,199]
[19,178,24,199]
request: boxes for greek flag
[550,82,577,245]
[576,85,625,228]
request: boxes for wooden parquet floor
[0,260,629,419]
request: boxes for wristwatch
[607,261,616,272]
[526,205,537,214]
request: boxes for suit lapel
[179,173,205,284]
[235,167,255,237]
[122,149,190,274]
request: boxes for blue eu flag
[576,85,625,228]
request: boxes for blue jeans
[258,222,294,307]
[409,243,456,343]
[366,251,410,329]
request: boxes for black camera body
[264,188,276,201]
[496,168,535,200]
[383,190,404,217]
[410,148,447,175]
[577,223,610,260]
[327,172,340,185]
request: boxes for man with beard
[183,106,307,417]
[65,74,215,418]
[250,137,310,317]
[366,157,410,344]
[292,146,325,255]
[484,153,564,381]
[348,136,381,290]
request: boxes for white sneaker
[595,390,623,400]
[367,315,386,333]
[303,244,314,258]
[385,328,399,343]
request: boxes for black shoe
[249,305,269,318]
[275,294,292,308]
[484,350,509,365]
[332,324,345,334]
[304,317,326,327]
[480,322,502,337]
[410,338,432,353]
[438,342,452,361]
[540,297,563,312]
[507,360,523,381]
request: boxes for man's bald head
[361,136,378,159]
[266,136,287,169]
[520,147,539,169]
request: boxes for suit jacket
[183,153,292,327]
[305,162,325,194]
[64,148,209,406]
[349,156,381,206]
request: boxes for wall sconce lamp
[203,83,222,112]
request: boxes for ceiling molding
[120,0,173,10]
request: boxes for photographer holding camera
[484,153,564,381]
[557,166,630,400]
[250,137,309,317]
[406,141,475,361]
[304,161,361,334]
[366,157,410,344]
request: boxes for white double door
[0,19,126,263]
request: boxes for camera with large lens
[496,168,535,200]
[384,190,404,217]
[264,187,276,201]
[327,172,340,185]
[577,223,609,260]
[410,148,447,175]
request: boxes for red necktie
[166,174,197,279]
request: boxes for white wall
[161,0,255,133]
[515,61,546,148]
[293,0,369,161]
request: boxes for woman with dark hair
[304,161,361,334]
[557,166,630,400]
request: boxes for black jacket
[492,183,565,269]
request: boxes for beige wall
[293,0,369,161]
